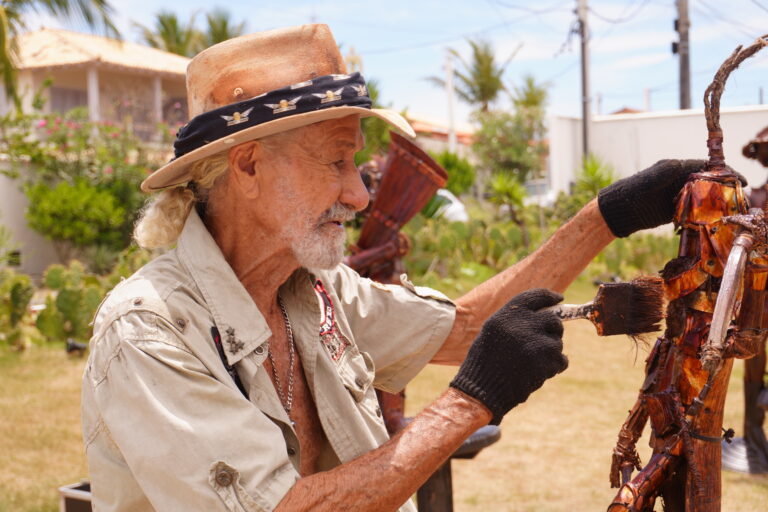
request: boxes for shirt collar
[177,209,272,366]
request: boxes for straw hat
[141,24,414,192]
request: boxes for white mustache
[317,203,357,225]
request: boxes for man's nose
[340,164,370,212]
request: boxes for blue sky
[26,0,768,131]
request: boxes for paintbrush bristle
[592,276,665,336]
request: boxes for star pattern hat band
[173,72,372,159]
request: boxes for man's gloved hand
[450,289,568,425]
[597,159,707,238]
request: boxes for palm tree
[428,38,520,113]
[0,0,119,108]
[510,74,549,177]
[203,8,245,47]
[511,74,548,112]
[135,10,201,58]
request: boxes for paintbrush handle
[543,302,595,321]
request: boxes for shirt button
[287,446,296,456]
[215,468,234,487]
[133,298,143,306]
[175,318,186,330]
[376,406,382,417]
[255,345,264,355]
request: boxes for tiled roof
[16,28,189,78]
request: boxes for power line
[588,0,652,24]
[359,9,552,55]
[696,0,765,39]
[751,0,768,14]
[488,0,572,15]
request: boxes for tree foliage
[135,8,247,57]
[472,110,541,182]
[430,150,475,196]
[203,8,246,47]
[135,10,201,57]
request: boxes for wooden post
[417,461,453,512]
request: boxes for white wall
[0,160,59,279]
[548,105,768,194]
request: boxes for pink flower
[110,132,119,138]
[37,119,47,128]
[103,166,113,175]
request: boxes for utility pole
[672,0,691,109]
[577,0,591,157]
[445,50,457,153]
[644,87,652,111]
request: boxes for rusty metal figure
[607,36,768,512]
[718,126,768,474]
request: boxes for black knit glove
[597,159,706,238]
[450,289,568,425]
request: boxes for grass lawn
[1,279,767,510]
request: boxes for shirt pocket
[209,461,264,512]
[339,349,376,404]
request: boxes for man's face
[256,115,368,269]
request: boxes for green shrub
[37,261,104,343]
[0,268,34,349]
[430,150,476,196]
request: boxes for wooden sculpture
[607,36,768,511]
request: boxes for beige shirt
[81,210,456,512]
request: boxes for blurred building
[2,28,190,135]
[547,105,768,204]
[409,117,474,161]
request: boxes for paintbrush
[545,276,665,336]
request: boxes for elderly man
[81,24,705,511]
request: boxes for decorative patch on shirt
[314,279,350,362]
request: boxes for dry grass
[0,345,88,512]
[406,281,768,511]
[1,280,767,511]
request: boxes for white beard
[285,202,356,270]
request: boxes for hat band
[173,72,372,159]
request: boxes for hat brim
[141,107,414,192]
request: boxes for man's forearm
[433,199,615,364]
[275,389,491,512]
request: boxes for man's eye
[333,160,346,169]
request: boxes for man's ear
[228,141,261,199]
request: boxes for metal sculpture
[721,126,768,474]
[607,36,768,512]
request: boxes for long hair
[133,152,229,249]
